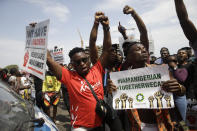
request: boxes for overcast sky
[0,0,197,68]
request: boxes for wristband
[178,84,183,94]
[103,26,110,31]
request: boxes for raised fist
[148,96,154,108]
[115,98,120,109]
[120,93,128,101]
[154,91,164,108]
[95,12,104,23]
[100,16,109,28]
[120,93,128,109]
[128,97,133,108]
[154,91,164,100]
[123,5,135,15]
[164,95,172,107]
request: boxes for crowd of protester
[0,0,197,130]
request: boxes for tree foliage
[4,65,19,72]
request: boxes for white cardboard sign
[110,65,174,109]
[22,19,49,80]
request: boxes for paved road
[55,99,71,131]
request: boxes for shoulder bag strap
[83,77,100,102]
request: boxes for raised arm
[99,15,112,69]
[89,12,104,65]
[46,50,62,80]
[174,0,197,43]
[28,23,62,80]
[118,22,128,40]
[123,5,149,51]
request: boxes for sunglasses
[73,57,89,66]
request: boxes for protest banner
[49,46,64,64]
[110,65,174,109]
[22,19,49,80]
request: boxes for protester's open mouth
[179,56,184,59]
[82,67,88,71]
[142,54,148,58]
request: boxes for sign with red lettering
[22,19,49,80]
[50,46,64,64]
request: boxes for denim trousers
[174,95,187,121]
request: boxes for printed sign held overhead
[22,19,50,80]
[50,46,64,64]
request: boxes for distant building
[149,39,155,56]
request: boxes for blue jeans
[174,95,187,121]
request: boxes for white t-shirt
[19,77,30,95]
[21,77,29,86]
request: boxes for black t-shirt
[33,76,43,92]
[188,60,197,99]
[179,60,197,99]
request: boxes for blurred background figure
[155,47,170,65]
[42,70,61,123]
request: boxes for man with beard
[177,48,190,67]
[174,1,197,128]
[167,52,189,121]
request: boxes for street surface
[56,99,71,131]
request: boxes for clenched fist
[100,16,109,28]
[123,5,135,15]
[95,12,105,23]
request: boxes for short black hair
[122,41,140,49]
[178,48,189,57]
[181,47,191,50]
[180,47,192,57]
[0,69,8,78]
[167,54,177,63]
[10,68,18,75]
[69,47,85,59]
[167,54,177,59]
[160,47,169,52]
